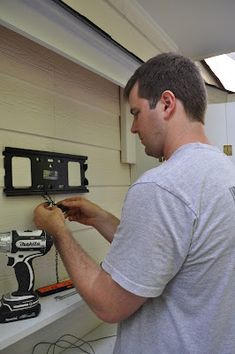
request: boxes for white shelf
[0,289,83,350]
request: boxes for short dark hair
[124,52,207,123]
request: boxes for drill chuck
[0,232,11,253]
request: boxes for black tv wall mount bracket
[3,147,89,196]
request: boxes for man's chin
[144,147,154,157]
[144,147,162,159]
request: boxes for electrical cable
[42,193,60,284]
[87,335,117,343]
[51,334,95,354]
[32,333,117,354]
[55,248,59,283]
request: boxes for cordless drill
[0,230,53,323]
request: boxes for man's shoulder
[133,143,231,191]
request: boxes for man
[34,53,235,353]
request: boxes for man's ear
[160,90,176,119]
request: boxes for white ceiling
[134,0,235,60]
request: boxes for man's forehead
[130,82,139,95]
[128,82,140,103]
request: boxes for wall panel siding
[54,96,120,149]
[0,74,55,136]
[0,25,130,302]
[54,56,120,115]
[0,25,54,72]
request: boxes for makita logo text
[16,241,42,248]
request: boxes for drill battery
[0,292,41,323]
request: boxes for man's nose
[131,120,137,134]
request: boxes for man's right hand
[58,197,120,243]
[58,197,105,226]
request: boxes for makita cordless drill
[0,230,53,323]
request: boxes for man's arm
[33,204,146,323]
[59,197,120,243]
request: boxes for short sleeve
[102,182,195,297]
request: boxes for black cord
[32,333,117,354]
[32,339,92,354]
[52,334,95,354]
[42,193,60,284]
[55,248,59,283]
[32,342,52,354]
[88,335,117,343]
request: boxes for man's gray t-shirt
[102,143,235,354]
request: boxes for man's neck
[163,121,210,160]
